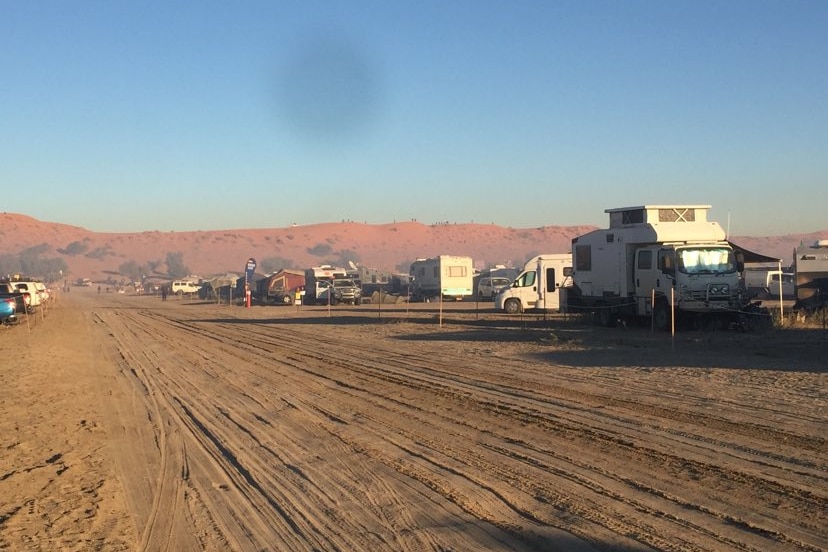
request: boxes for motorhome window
[545,268,556,291]
[447,265,466,277]
[638,250,653,270]
[621,210,644,224]
[575,245,591,271]
[677,248,737,274]
[515,271,536,288]
[658,250,674,272]
[658,208,695,222]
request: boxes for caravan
[793,239,828,312]
[495,254,572,314]
[409,256,474,302]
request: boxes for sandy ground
[1,289,826,552]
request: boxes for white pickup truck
[11,280,47,308]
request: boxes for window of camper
[575,245,592,271]
[545,268,556,291]
[637,250,652,270]
[447,265,467,277]
[658,208,695,222]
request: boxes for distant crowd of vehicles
[396,204,826,332]
[9,204,825,332]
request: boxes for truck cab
[631,244,742,327]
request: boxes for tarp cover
[728,241,781,264]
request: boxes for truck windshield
[677,247,737,275]
[513,271,536,287]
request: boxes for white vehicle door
[511,269,538,309]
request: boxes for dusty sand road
[1,289,826,551]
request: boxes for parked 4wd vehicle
[477,277,511,300]
[171,281,201,295]
[318,279,362,305]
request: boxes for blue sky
[2,1,826,236]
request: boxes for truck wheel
[282,295,293,305]
[653,302,670,331]
[504,298,521,314]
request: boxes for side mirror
[736,251,745,273]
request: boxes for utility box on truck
[495,254,572,314]
[409,255,474,302]
[793,239,828,312]
[567,205,746,329]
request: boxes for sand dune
[1,212,822,282]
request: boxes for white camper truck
[303,265,348,305]
[567,205,747,329]
[495,254,572,314]
[409,255,474,302]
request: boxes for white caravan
[409,255,474,301]
[495,254,572,314]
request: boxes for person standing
[161,286,168,301]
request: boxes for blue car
[1,296,17,325]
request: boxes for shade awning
[728,241,781,264]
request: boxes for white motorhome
[409,255,474,302]
[303,265,348,305]
[567,205,747,329]
[495,254,572,314]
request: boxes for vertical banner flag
[245,258,257,285]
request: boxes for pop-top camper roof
[605,205,712,227]
[601,205,725,243]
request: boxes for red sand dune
[0,212,823,281]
